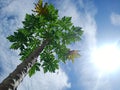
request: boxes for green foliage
[29,62,41,77]
[7,0,83,77]
[40,45,59,73]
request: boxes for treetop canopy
[7,0,83,76]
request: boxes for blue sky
[0,0,120,90]
[94,0,120,46]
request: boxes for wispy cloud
[53,0,114,90]
[110,12,120,26]
[0,0,70,90]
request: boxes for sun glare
[91,44,120,74]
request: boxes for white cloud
[0,0,70,90]
[18,69,70,90]
[110,12,120,26]
[0,0,35,36]
[54,0,113,90]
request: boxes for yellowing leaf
[32,0,48,15]
[67,50,80,63]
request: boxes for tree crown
[7,0,83,76]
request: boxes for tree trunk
[0,40,49,90]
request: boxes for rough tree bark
[0,40,49,90]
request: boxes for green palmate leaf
[42,59,59,73]
[20,48,32,61]
[29,62,41,77]
[10,42,21,49]
[29,65,36,77]
[40,45,59,73]
[7,35,16,42]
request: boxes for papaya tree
[0,0,83,90]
